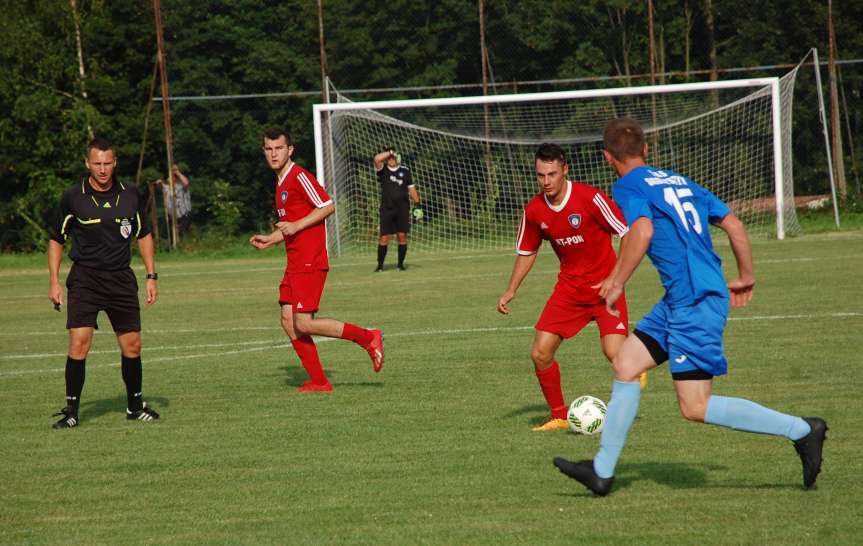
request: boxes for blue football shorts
[635,295,730,376]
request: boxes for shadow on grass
[552,460,798,496]
[502,404,548,422]
[277,365,314,387]
[79,394,170,420]
[551,461,719,497]
[505,404,642,428]
[505,403,649,428]
[276,365,383,389]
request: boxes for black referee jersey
[377,165,413,209]
[50,177,152,270]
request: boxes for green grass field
[2,230,862,545]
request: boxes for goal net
[314,68,803,256]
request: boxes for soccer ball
[567,395,607,435]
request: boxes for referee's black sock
[377,244,388,268]
[64,356,85,413]
[121,355,143,412]
[397,244,407,267]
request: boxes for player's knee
[123,337,142,357]
[68,337,92,359]
[293,318,312,337]
[530,347,554,368]
[610,355,641,382]
[678,401,707,422]
[280,315,296,337]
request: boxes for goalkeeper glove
[412,207,424,221]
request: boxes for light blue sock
[704,395,811,440]
[594,380,641,478]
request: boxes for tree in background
[1,0,860,252]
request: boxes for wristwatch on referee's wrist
[145,272,158,280]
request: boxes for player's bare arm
[276,203,335,238]
[716,213,755,308]
[249,229,284,250]
[605,217,653,315]
[137,234,158,305]
[47,239,64,307]
[408,186,420,205]
[497,253,537,315]
[373,150,393,171]
[595,233,629,299]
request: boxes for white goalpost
[314,69,804,256]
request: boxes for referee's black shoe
[52,406,79,429]
[553,457,614,496]
[126,402,160,422]
[794,416,827,488]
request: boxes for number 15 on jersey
[664,187,703,234]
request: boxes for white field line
[2,310,862,341]
[0,251,511,282]
[1,313,861,377]
[3,251,862,302]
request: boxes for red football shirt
[274,162,333,273]
[516,180,628,304]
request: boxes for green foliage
[1,0,861,251]
[205,179,243,237]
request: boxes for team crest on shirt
[119,218,132,239]
[567,214,582,229]
[280,190,288,203]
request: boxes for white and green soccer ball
[567,395,607,435]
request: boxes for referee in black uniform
[48,137,160,428]
[373,148,420,271]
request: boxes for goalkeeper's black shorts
[379,205,411,235]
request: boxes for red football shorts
[535,286,629,339]
[279,269,328,313]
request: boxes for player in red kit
[250,128,384,392]
[497,143,646,431]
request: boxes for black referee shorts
[66,264,141,332]
[379,205,411,235]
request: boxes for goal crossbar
[313,77,788,252]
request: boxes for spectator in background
[158,165,192,234]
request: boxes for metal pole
[137,60,160,245]
[479,0,493,206]
[770,79,785,240]
[647,0,659,161]
[811,48,840,228]
[827,0,847,202]
[153,0,177,249]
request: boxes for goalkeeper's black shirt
[377,165,413,209]
[50,177,151,271]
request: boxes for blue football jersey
[612,166,731,306]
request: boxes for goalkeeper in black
[47,137,161,429]
[373,148,421,271]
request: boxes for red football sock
[535,361,567,419]
[291,336,329,385]
[341,323,373,347]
